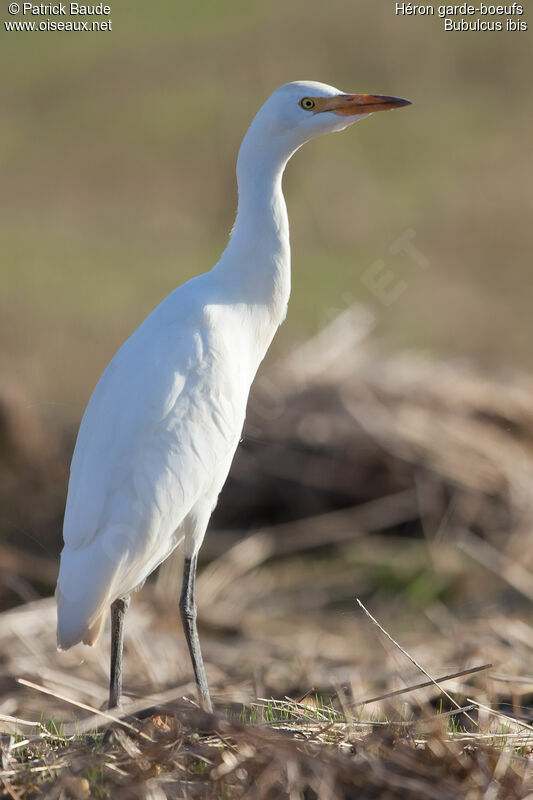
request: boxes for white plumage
[57,280,250,647]
[56,81,410,709]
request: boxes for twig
[466,697,533,735]
[17,678,152,741]
[356,599,478,728]
[0,713,44,730]
[296,687,316,704]
[70,682,198,735]
[439,704,476,720]
[0,776,24,800]
[0,764,68,779]
[354,663,492,706]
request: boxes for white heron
[56,81,410,712]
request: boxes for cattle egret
[56,81,411,712]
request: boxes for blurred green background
[1,0,532,427]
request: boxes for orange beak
[314,94,411,116]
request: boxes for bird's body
[57,246,289,649]
[56,81,410,710]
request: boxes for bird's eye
[300,97,316,110]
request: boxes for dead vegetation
[2,309,533,797]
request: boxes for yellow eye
[300,97,315,110]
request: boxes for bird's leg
[109,595,130,709]
[180,555,213,713]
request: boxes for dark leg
[180,555,213,712]
[109,595,130,709]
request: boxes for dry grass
[2,313,533,797]
[1,593,533,799]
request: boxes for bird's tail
[55,584,106,649]
[55,541,121,650]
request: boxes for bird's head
[243,81,411,160]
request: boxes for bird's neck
[214,131,293,325]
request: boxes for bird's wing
[62,291,242,555]
[57,286,248,648]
